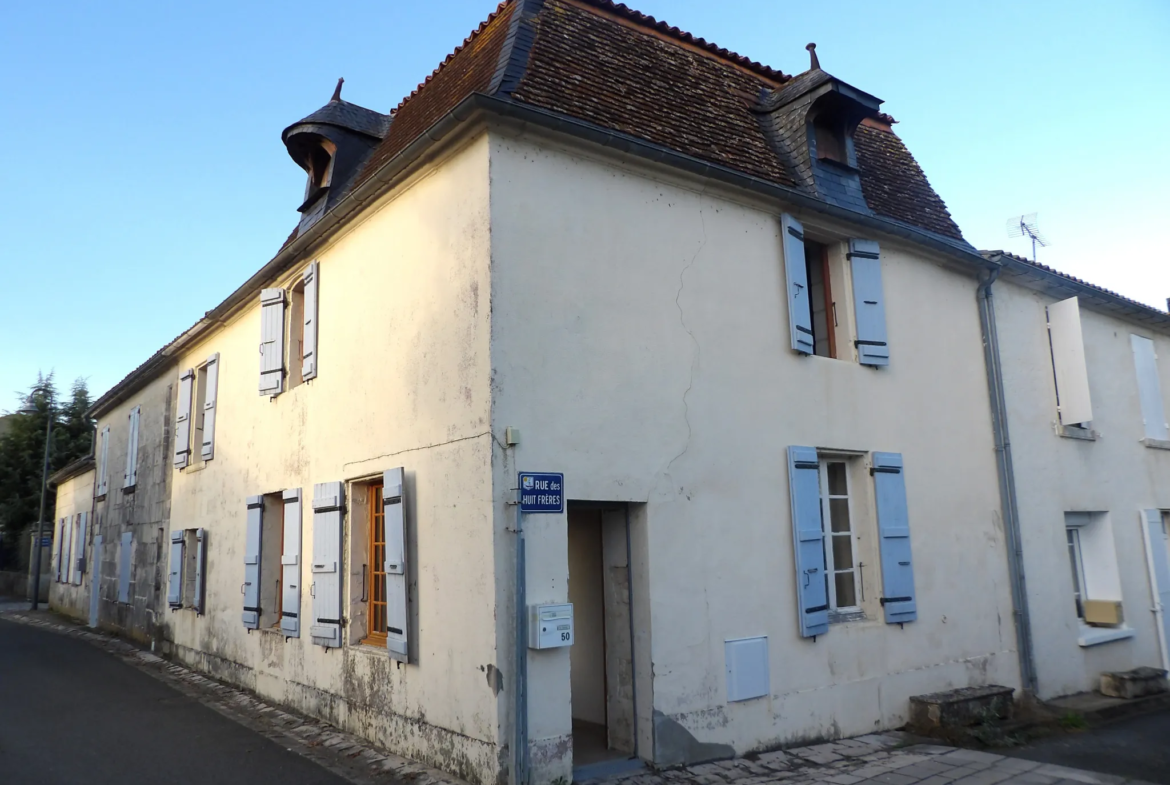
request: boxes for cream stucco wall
[50,468,95,619]
[163,132,503,785]
[994,280,1170,698]
[488,131,1020,777]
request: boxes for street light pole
[30,407,52,611]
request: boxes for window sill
[829,609,868,625]
[182,463,207,474]
[1142,437,1170,451]
[122,484,136,494]
[94,493,107,502]
[1077,624,1135,648]
[1057,425,1098,441]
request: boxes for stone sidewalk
[0,607,1155,785]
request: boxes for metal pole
[514,497,528,785]
[30,406,52,611]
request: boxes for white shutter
[174,370,195,468]
[243,497,263,629]
[259,289,286,395]
[281,488,303,637]
[1047,297,1093,426]
[1131,335,1169,441]
[302,262,319,381]
[123,407,141,488]
[97,426,110,496]
[74,511,89,581]
[383,468,409,660]
[201,354,220,460]
[168,530,184,608]
[194,528,207,615]
[1141,510,1170,672]
[311,482,344,648]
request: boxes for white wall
[994,281,1170,697]
[49,469,95,619]
[488,130,1020,777]
[163,132,504,785]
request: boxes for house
[47,456,94,617]
[980,251,1170,697]
[60,2,1170,784]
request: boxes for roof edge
[49,455,95,487]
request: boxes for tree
[0,373,94,568]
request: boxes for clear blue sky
[2,1,1168,412]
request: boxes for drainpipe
[978,268,1038,695]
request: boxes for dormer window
[300,139,336,211]
[813,116,847,164]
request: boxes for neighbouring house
[64,2,1169,785]
[48,456,95,619]
[981,250,1170,696]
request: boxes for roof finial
[331,77,344,102]
[806,43,820,70]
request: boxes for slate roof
[283,99,391,141]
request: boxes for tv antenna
[1006,213,1048,262]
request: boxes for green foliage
[1059,711,1088,731]
[0,373,94,568]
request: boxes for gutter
[90,91,998,417]
[977,269,1038,695]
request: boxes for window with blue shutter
[259,289,286,395]
[383,468,409,660]
[74,512,88,581]
[873,452,917,623]
[243,497,263,629]
[168,531,184,608]
[781,214,814,355]
[123,407,140,489]
[281,489,303,637]
[302,262,319,382]
[96,426,110,496]
[1141,510,1170,670]
[192,529,207,615]
[200,354,220,461]
[788,446,829,637]
[174,370,195,468]
[311,482,344,648]
[849,239,889,367]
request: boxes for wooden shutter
[175,369,195,468]
[1141,510,1170,672]
[124,407,141,488]
[193,528,207,615]
[311,482,344,648]
[281,488,303,637]
[1048,297,1093,426]
[74,511,88,581]
[849,239,890,367]
[168,530,184,608]
[873,452,917,623]
[200,354,220,460]
[302,262,319,381]
[97,426,110,496]
[259,289,286,395]
[788,446,829,637]
[781,214,814,355]
[118,532,132,603]
[1131,335,1169,441]
[243,496,263,629]
[383,468,409,660]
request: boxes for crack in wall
[664,195,707,481]
[342,430,493,470]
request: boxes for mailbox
[528,603,574,649]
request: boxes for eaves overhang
[48,455,95,487]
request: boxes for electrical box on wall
[528,603,574,649]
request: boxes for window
[1066,526,1087,620]
[259,494,285,629]
[819,460,858,612]
[123,406,141,489]
[365,481,387,645]
[191,364,209,466]
[288,279,306,390]
[1063,512,1131,645]
[804,240,836,358]
[169,528,207,613]
[96,425,110,497]
[814,118,847,163]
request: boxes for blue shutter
[782,214,814,355]
[849,239,889,367]
[310,482,344,648]
[194,529,207,615]
[75,512,88,580]
[200,355,220,461]
[243,496,263,629]
[1142,510,1170,670]
[301,262,319,382]
[259,289,286,395]
[788,446,828,637]
[873,452,916,623]
[384,468,409,660]
[174,370,195,468]
[168,531,184,608]
[281,489,302,637]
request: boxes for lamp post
[19,401,53,610]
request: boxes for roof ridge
[984,250,1168,318]
[571,0,791,83]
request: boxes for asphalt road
[0,616,347,785]
[1003,709,1170,785]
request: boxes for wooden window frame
[362,481,388,646]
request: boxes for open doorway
[568,503,637,772]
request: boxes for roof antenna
[1006,213,1049,262]
[806,43,820,70]
[331,77,344,102]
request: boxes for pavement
[0,605,1164,785]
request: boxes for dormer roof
[281,97,392,147]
